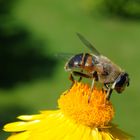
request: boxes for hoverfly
[64,33,130,100]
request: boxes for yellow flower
[3,82,131,140]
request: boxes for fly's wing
[55,53,74,61]
[76,33,100,56]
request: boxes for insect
[64,33,130,100]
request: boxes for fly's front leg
[106,88,113,100]
[103,84,109,93]
[106,82,116,100]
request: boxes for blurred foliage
[83,0,140,20]
[0,24,58,89]
[0,0,16,16]
[0,103,32,128]
[0,0,58,89]
[103,0,140,19]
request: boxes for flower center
[58,82,114,127]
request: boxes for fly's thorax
[100,55,122,72]
[96,55,123,84]
[99,66,122,84]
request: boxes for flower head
[58,82,114,127]
[3,82,131,140]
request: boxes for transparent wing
[55,53,74,61]
[76,33,100,56]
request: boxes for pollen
[58,82,115,127]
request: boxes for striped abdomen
[65,53,97,73]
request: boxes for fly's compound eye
[115,73,129,93]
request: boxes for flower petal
[7,131,30,140]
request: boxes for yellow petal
[91,128,102,140]
[7,131,30,140]
[100,131,113,140]
[4,120,40,132]
[17,115,42,121]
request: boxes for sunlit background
[0,0,140,139]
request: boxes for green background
[0,0,139,139]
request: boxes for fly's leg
[106,88,113,100]
[72,71,92,79]
[78,77,82,82]
[106,82,116,100]
[72,71,93,103]
[70,71,99,103]
[69,71,91,89]
[88,79,95,103]
[91,79,95,91]
[69,72,75,89]
[88,72,98,102]
[63,73,75,95]
[103,84,109,93]
[78,70,83,82]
